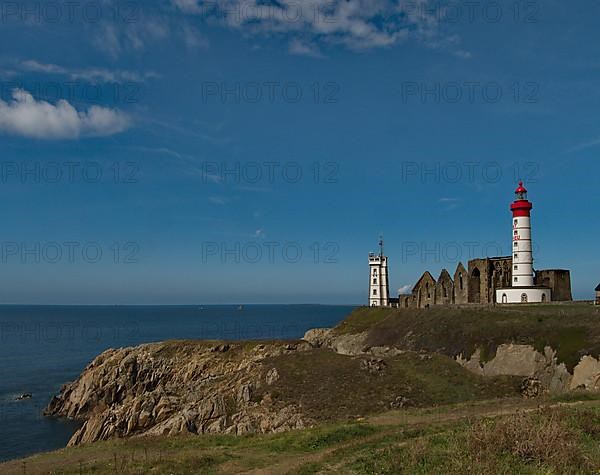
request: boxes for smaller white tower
[369,238,389,307]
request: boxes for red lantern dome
[511,181,532,217]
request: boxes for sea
[0,304,354,462]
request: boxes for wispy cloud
[0,89,131,139]
[566,136,600,153]
[208,196,228,205]
[128,146,183,159]
[92,20,170,58]
[18,60,158,83]
[438,197,461,203]
[398,285,412,294]
[172,0,468,56]
[288,39,323,58]
[438,197,461,209]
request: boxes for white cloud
[288,39,323,58]
[172,0,467,56]
[0,89,131,139]
[208,196,227,205]
[398,285,412,294]
[173,0,203,14]
[92,20,169,58]
[181,24,209,49]
[19,60,158,83]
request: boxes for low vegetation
[259,349,520,422]
[335,303,600,370]
[347,405,600,475]
[4,399,600,474]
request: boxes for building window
[514,219,518,226]
[443,286,447,298]
[514,277,518,282]
[514,230,518,236]
[514,265,518,270]
[514,253,518,259]
[459,273,463,290]
[514,242,518,247]
[521,293,528,303]
[373,289,377,295]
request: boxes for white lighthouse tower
[369,238,390,307]
[512,181,535,287]
[496,182,551,304]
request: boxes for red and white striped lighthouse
[496,182,551,304]
[511,182,534,287]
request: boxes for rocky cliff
[45,332,523,447]
[45,340,310,446]
[455,345,600,393]
[47,305,600,447]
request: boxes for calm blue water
[0,304,354,462]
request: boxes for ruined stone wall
[490,257,513,303]
[535,269,573,301]
[399,259,573,308]
[399,295,414,308]
[468,259,490,304]
[453,263,468,304]
[467,257,512,304]
[435,269,454,305]
[412,272,436,308]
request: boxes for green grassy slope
[334,303,600,370]
[3,398,599,474]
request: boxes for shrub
[467,408,589,472]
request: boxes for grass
[345,406,600,475]
[335,303,600,371]
[5,398,600,474]
[333,307,397,335]
[255,349,520,422]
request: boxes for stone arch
[468,267,481,303]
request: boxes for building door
[521,293,528,303]
[502,294,507,304]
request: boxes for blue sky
[0,0,598,304]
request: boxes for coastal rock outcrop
[44,341,311,446]
[303,329,600,395]
[454,344,592,393]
